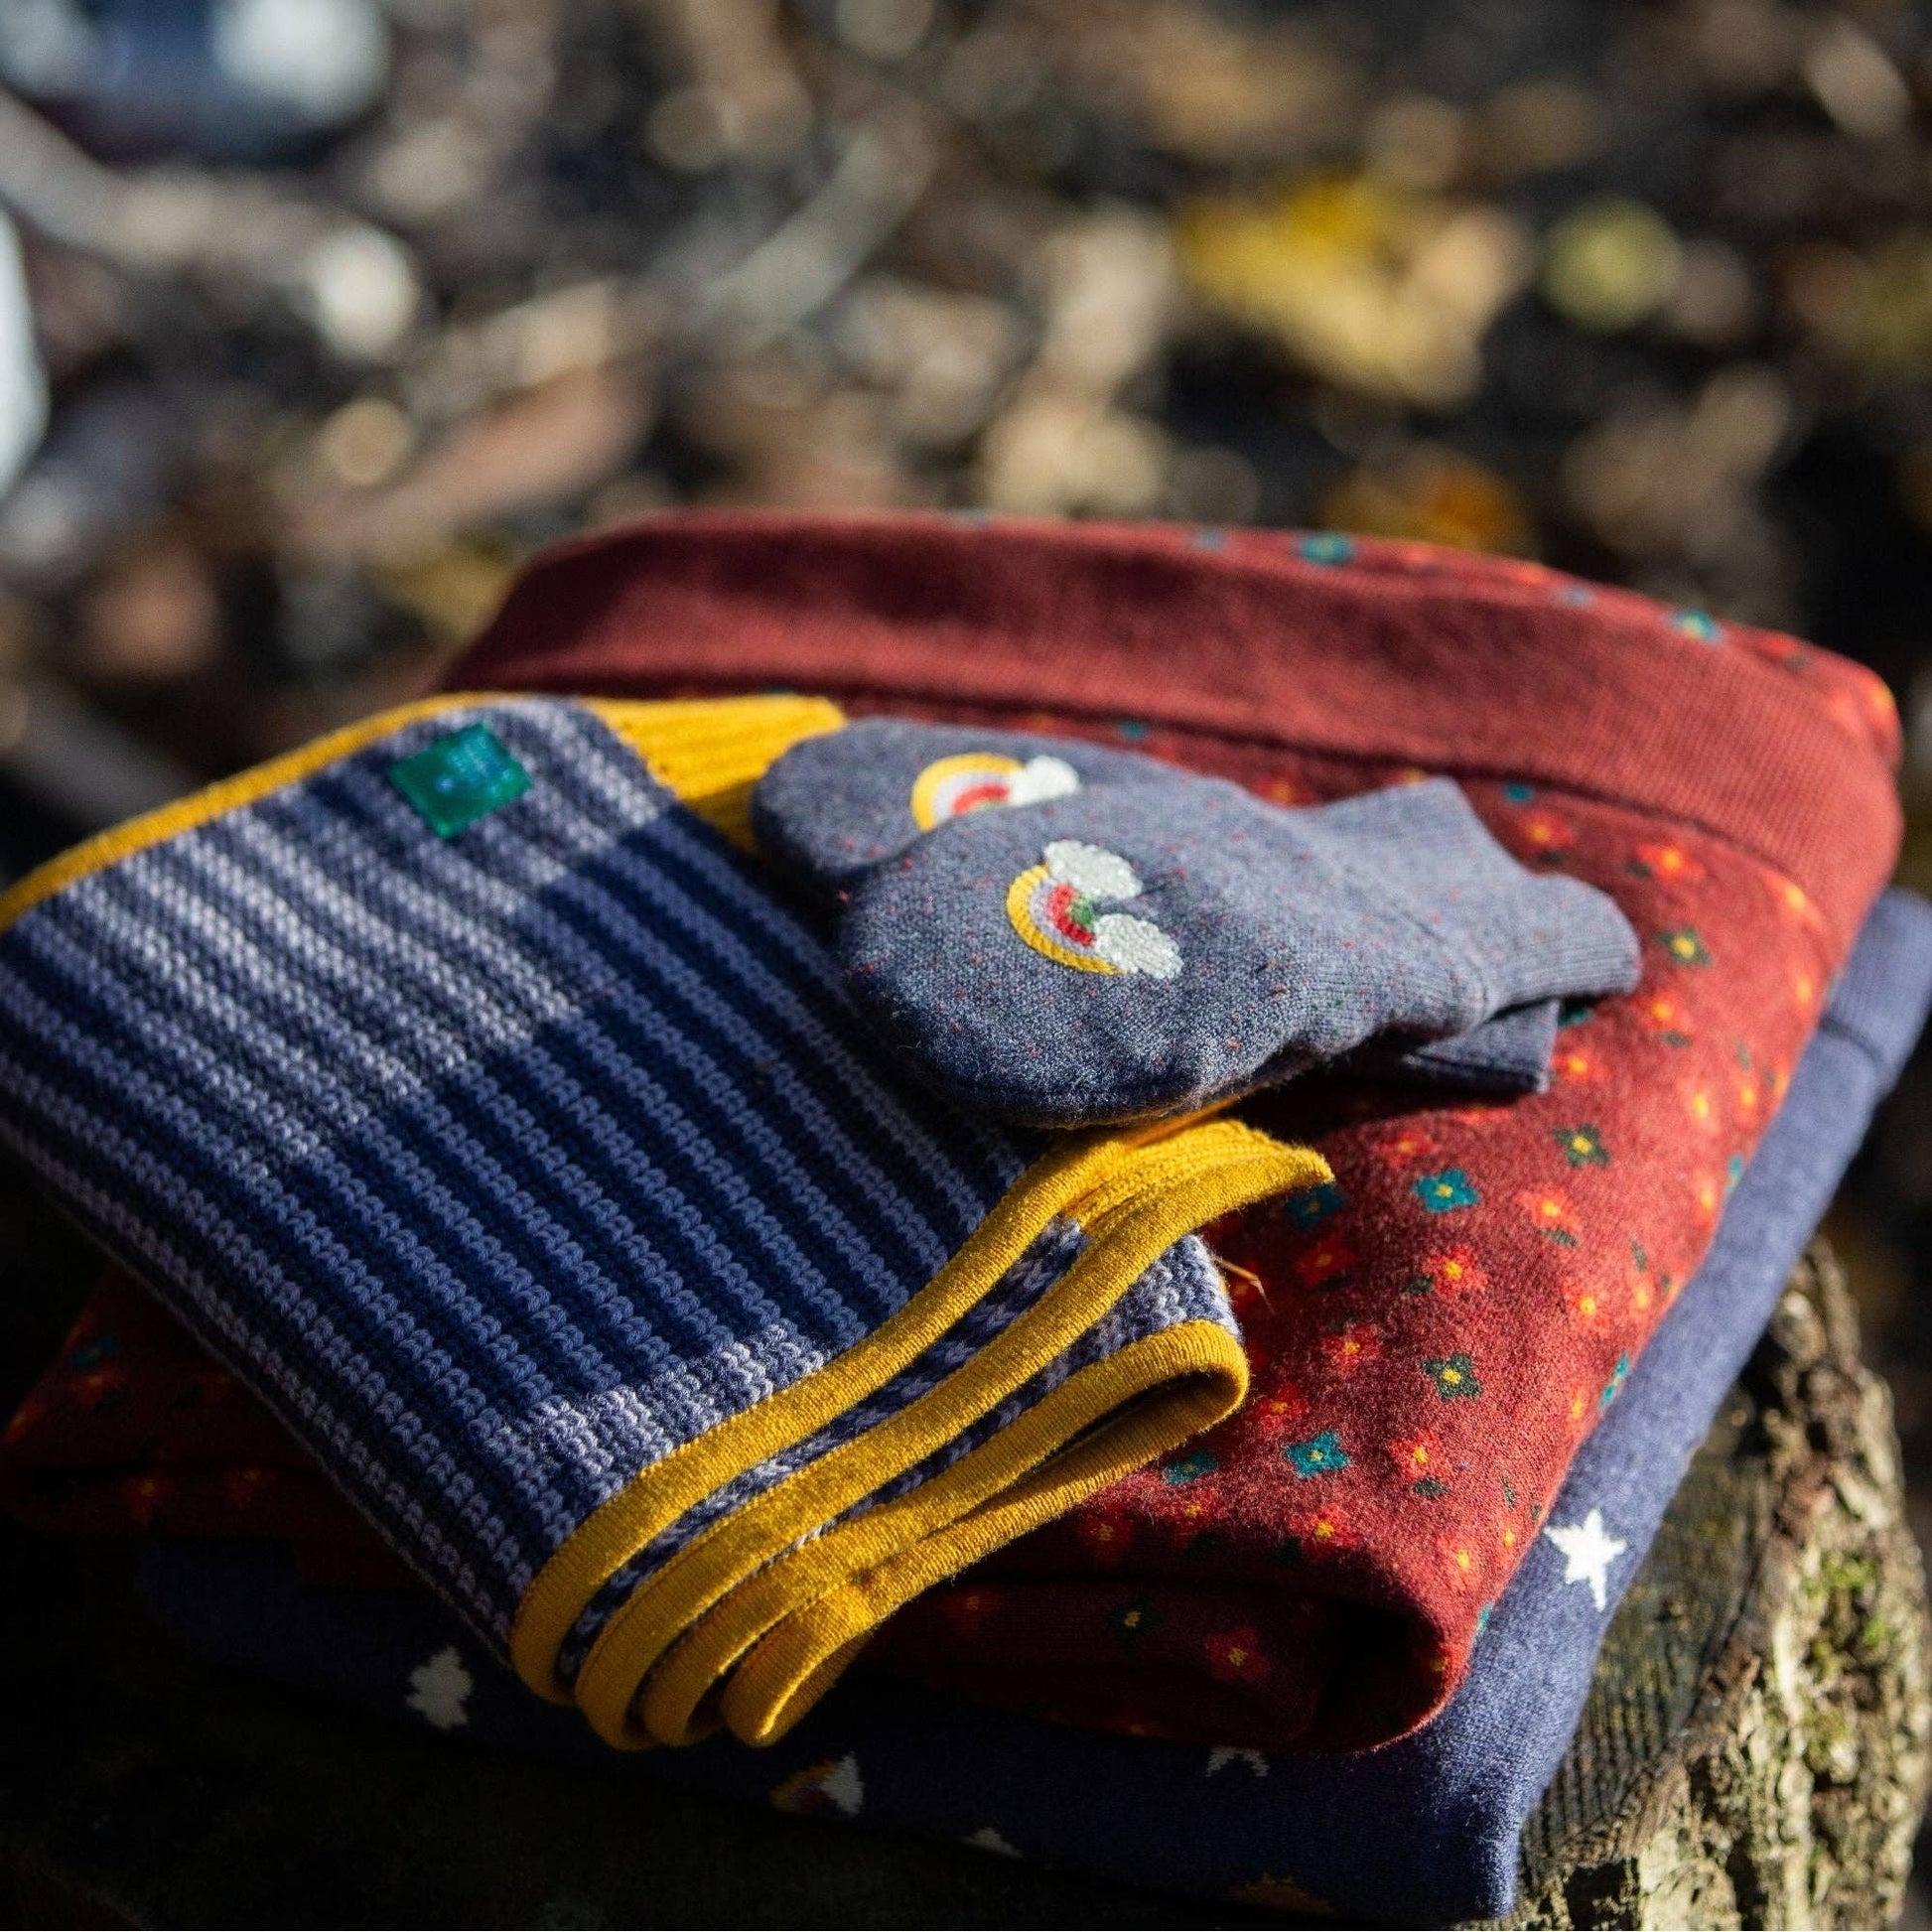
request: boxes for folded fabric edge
[561,1125,1319,1749]
[0,678,1321,1756]
[453,513,1902,957]
[655,1317,1247,1748]
[1389,886,1932,1921]
[1821,889,1932,1081]
[504,1124,1137,1707]
[101,891,1932,1929]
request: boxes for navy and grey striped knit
[0,699,1234,1656]
[553,1225,1233,1686]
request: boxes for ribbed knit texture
[0,696,1017,1638]
[459,513,1901,958]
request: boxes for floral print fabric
[858,637,1889,1749]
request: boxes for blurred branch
[686,109,937,354]
[407,277,663,417]
[0,87,420,360]
[390,102,934,420]
[0,676,197,825]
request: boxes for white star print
[1206,1747,1270,1778]
[405,1645,474,1729]
[1543,1507,1628,1612]
[966,1828,1020,1858]
[817,1754,865,1817]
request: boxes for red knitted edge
[455,512,1902,956]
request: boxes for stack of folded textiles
[1,515,1926,1924]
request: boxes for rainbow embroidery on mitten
[760,720,1641,1128]
[1006,840,1182,980]
[910,750,1080,829]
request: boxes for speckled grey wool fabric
[754,723,1165,902]
[755,721,1638,1126]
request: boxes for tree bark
[1502,1243,1932,1930]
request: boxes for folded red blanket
[5,515,1899,1750]
[1,1267,409,1587]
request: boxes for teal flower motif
[1424,1352,1482,1400]
[1285,1179,1346,1231]
[1657,926,1713,968]
[1600,1352,1630,1409]
[1162,1449,1219,1485]
[1115,719,1151,742]
[1415,1168,1479,1213]
[1503,781,1536,803]
[1284,1431,1349,1479]
[1412,1476,1449,1499]
[1298,531,1354,564]
[1725,1151,1744,1196]
[1191,526,1227,550]
[1557,584,1594,608]
[1673,609,1722,641]
[67,1332,120,1370]
[1555,1124,1610,1169]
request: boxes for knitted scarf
[0,688,1319,1749]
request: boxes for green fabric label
[389,725,531,837]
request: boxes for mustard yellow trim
[720,1320,1248,1746]
[1005,864,1117,974]
[0,691,848,932]
[651,1316,1248,1749]
[4,680,1313,1753]
[566,1123,1321,1748]
[586,695,843,847]
[507,1124,1196,1703]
